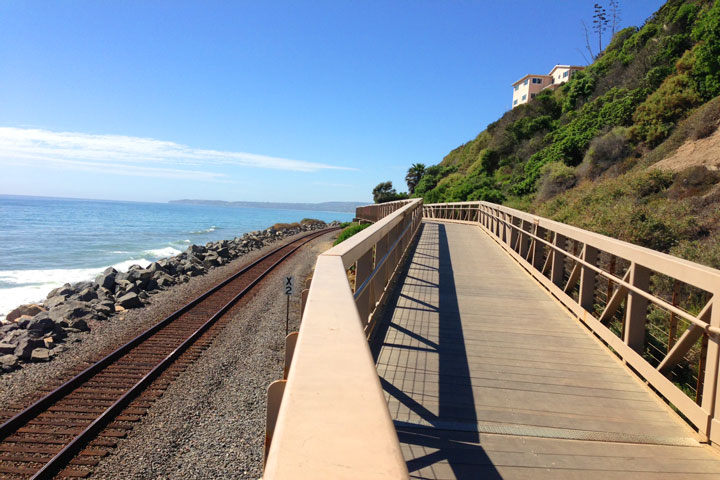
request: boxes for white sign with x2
[284,276,294,295]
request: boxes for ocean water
[0,195,353,319]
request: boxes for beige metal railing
[425,201,720,445]
[263,199,422,479]
[355,198,414,223]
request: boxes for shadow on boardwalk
[372,223,501,479]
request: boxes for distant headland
[169,199,366,214]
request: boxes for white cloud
[0,127,355,181]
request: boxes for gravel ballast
[0,230,337,479]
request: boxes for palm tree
[405,163,426,194]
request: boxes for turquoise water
[0,195,352,317]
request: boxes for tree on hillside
[581,20,596,63]
[405,163,426,194]
[581,2,619,63]
[593,3,609,53]
[372,181,408,204]
[609,0,621,36]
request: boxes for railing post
[624,263,651,352]
[518,220,530,258]
[376,235,389,287]
[550,232,567,286]
[531,224,546,271]
[508,215,518,249]
[703,296,720,443]
[355,249,374,324]
[579,246,598,311]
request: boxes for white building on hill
[512,65,584,108]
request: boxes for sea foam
[145,247,182,258]
[0,244,185,319]
[0,267,101,320]
[190,226,216,234]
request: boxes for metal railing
[355,199,415,223]
[424,201,720,445]
[263,199,422,479]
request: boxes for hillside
[410,0,720,269]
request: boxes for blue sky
[0,0,665,203]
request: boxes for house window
[532,78,542,84]
[514,85,519,91]
[513,99,518,105]
[531,93,536,98]
[563,71,569,78]
[522,94,526,101]
[524,79,528,85]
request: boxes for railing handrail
[264,200,422,479]
[329,199,422,268]
[426,202,720,284]
[355,199,415,223]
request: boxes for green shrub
[644,65,675,90]
[562,70,597,112]
[671,236,720,271]
[333,223,371,246]
[577,128,632,179]
[272,222,300,230]
[631,73,702,146]
[690,1,720,100]
[478,148,499,175]
[689,101,720,140]
[628,169,673,197]
[536,162,577,202]
[507,115,554,142]
[300,218,324,225]
[668,166,720,199]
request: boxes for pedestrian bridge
[263,199,720,479]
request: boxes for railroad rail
[0,227,337,479]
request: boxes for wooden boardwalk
[372,221,720,479]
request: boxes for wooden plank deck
[372,221,720,479]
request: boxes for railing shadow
[372,222,501,479]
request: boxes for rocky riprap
[0,220,337,374]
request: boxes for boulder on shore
[0,354,18,372]
[14,336,45,360]
[116,292,142,309]
[6,304,45,322]
[44,295,67,309]
[47,284,75,299]
[26,313,57,335]
[30,348,52,362]
[96,267,117,290]
[48,302,93,325]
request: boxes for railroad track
[0,227,337,479]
